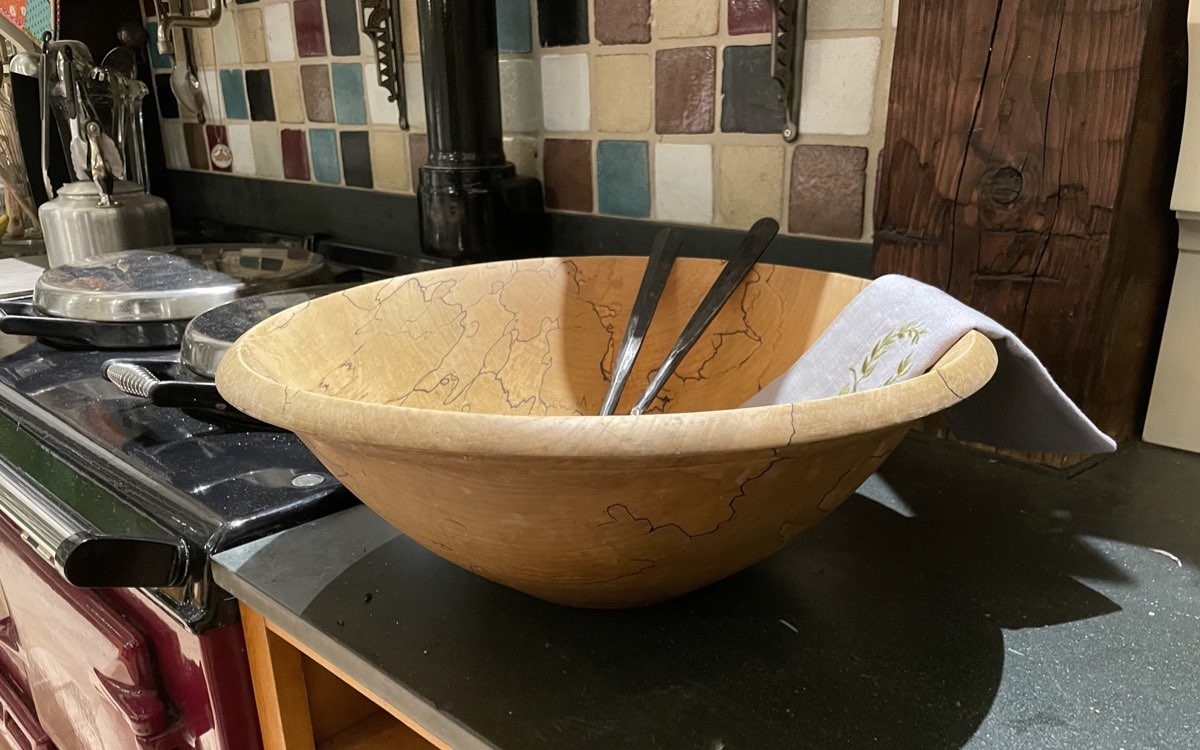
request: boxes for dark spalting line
[166,171,875,277]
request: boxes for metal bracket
[153,0,223,57]
[361,0,409,130]
[770,0,807,142]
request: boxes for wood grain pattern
[218,257,997,608]
[875,0,1185,451]
[241,605,317,750]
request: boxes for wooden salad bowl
[216,257,998,608]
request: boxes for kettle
[35,40,172,267]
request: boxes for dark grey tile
[341,131,373,188]
[537,0,588,47]
[720,45,785,134]
[155,73,179,119]
[245,69,276,121]
[325,0,362,56]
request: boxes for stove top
[0,330,356,630]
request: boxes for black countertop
[213,435,1200,749]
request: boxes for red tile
[788,146,867,238]
[655,47,716,134]
[595,0,650,44]
[293,0,328,57]
[728,0,772,35]
[205,125,232,173]
[281,129,311,181]
[543,139,593,212]
[143,0,156,18]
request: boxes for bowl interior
[234,257,870,416]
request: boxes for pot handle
[103,359,235,411]
[104,361,159,398]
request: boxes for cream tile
[191,28,215,68]
[236,8,267,64]
[504,136,542,179]
[655,143,712,223]
[400,0,421,56]
[592,54,651,133]
[800,37,882,136]
[405,62,427,130]
[214,15,241,65]
[809,0,885,30]
[500,59,541,133]
[199,68,223,120]
[251,123,283,179]
[227,123,256,175]
[371,130,412,192]
[272,68,306,124]
[718,145,784,227]
[364,63,405,127]
[653,0,719,39]
[161,122,188,169]
[263,3,296,62]
[541,54,590,133]
[892,0,900,26]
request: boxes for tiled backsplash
[148,0,897,241]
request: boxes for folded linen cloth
[741,274,1116,454]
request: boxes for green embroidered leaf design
[842,321,930,394]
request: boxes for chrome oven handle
[0,456,85,566]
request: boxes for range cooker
[0,274,358,747]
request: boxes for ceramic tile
[293,0,328,57]
[543,139,593,212]
[245,69,276,121]
[301,64,336,123]
[893,0,900,26]
[497,0,533,53]
[371,130,411,192]
[499,59,541,133]
[199,69,224,120]
[809,0,885,30]
[191,28,215,68]
[205,125,232,173]
[788,145,866,238]
[721,45,784,134]
[504,136,541,179]
[654,0,718,38]
[597,140,649,218]
[214,15,241,65]
[272,68,306,124]
[325,0,361,56]
[400,0,420,56]
[219,69,249,120]
[227,123,256,175]
[281,128,311,180]
[655,47,715,134]
[728,0,772,35]
[236,8,267,64]
[147,22,172,70]
[263,2,296,61]
[799,37,881,136]
[364,63,403,127]
[331,63,368,125]
[251,123,284,178]
[183,123,210,170]
[408,133,428,188]
[655,143,712,223]
[341,131,373,188]
[593,55,651,134]
[155,74,179,119]
[540,54,590,132]
[309,128,341,184]
[161,122,188,169]
[718,145,784,227]
[595,0,650,44]
[405,63,427,130]
[537,0,588,47]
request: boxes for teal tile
[497,0,532,53]
[597,140,649,218]
[147,23,173,70]
[219,70,250,120]
[330,63,367,125]
[309,128,341,184]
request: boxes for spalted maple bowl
[216,257,997,608]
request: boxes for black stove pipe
[415,0,544,263]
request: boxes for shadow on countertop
[295,436,1200,750]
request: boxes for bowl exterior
[300,425,909,608]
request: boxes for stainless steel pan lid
[34,250,245,322]
[181,284,352,379]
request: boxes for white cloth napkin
[741,274,1116,454]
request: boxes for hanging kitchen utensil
[629,217,781,415]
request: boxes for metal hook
[361,0,409,130]
[770,0,807,142]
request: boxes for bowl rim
[216,261,999,459]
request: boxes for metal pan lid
[34,250,245,322]
[169,244,330,293]
[181,284,353,379]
